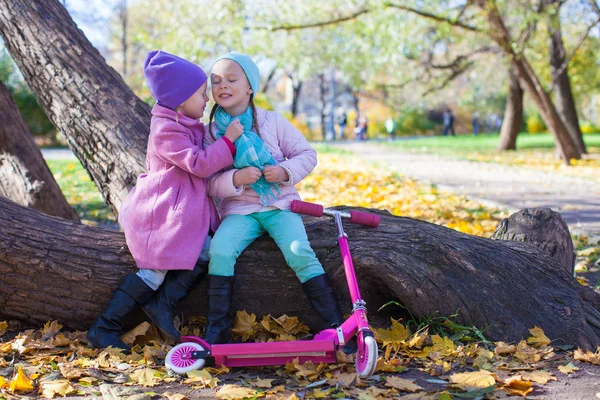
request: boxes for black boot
[302,274,344,329]
[87,273,155,350]
[142,262,208,343]
[302,274,357,354]
[203,275,234,345]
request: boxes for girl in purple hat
[86,50,244,351]
[202,52,349,350]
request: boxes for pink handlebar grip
[349,210,380,227]
[291,200,323,217]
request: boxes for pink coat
[204,107,317,216]
[119,104,233,270]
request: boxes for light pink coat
[119,104,233,270]
[204,107,317,216]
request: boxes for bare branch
[423,61,474,96]
[548,15,600,93]
[263,8,371,31]
[589,0,600,15]
[384,2,482,32]
[428,46,496,69]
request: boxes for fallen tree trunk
[1,196,598,349]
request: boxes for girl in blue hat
[203,52,348,347]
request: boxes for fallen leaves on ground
[0,318,598,399]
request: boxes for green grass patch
[311,142,354,155]
[46,159,115,224]
[382,132,600,154]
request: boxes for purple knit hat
[143,50,208,109]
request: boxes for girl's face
[180,82,209,119]
[211,59,252,116]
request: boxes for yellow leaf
[384,376,423,392]
[503,378,533,397]
[449,370,496,389]
[574,347,600,365]
[329,372,356,387]
[519,371,556,384]
[0,376,7,389]
[250,378,274,388]
[10,365,34,393]
[513,341,542,363]
[51,333,71,347]
[373,318,410,343]
[128,367,163,387]
[558,364,579,374]
[0,321,7,337]
[43,320,63,336]
[39,380,76,399]
[162,392,187,400]
[79,377,97,384]
[231,311,257,342]
[216,384,257,399]
[121,321,152,345]
[183,370,220,389]
[494,342,517,355]
[527,327,551,347]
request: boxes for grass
[383,132,600,153]
[46,159,116,225]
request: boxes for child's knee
[289,239,315,259]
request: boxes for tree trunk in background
[0,81,79,221]
[548,8,587,154]
[475,0,581,164]
[497,68,523,151]
[1,197,599,350]
[0,0,150,216]
[291,80,303,117]
[319,73,327,138]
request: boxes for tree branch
[384,2,482,32]
[263,8,371,31]
[589,0,600,15]
[428,46,496,69]
[548,15,600,93]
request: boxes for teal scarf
[215,106,281,205]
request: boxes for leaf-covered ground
[1,316,599,399]
[2,149,594,398]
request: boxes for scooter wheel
[165,342,206,374]
[355,334,378,378]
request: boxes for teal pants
[209,209,324,283]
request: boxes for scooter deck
[210,340,337,367]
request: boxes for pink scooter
[165,200,380,377]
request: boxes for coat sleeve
[154,122,233,178]
[274,113,317,186]
[203,123,245,198]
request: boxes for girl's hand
[224,120,244,142]
[233,167,262,186]
[263,166,289,183]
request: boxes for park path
[328,141,600,237]
[42,145,600,236]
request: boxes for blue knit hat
[211,51,260,94]
[143,50,208,109]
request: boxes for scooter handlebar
[290,200,323,217]
[349,210,380,227]
[291,200,380,227]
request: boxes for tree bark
[0,0,150,216]
[475,0,581,163]
[548,8,587,154]
[0,81,79,221]
[291,80,303,117]
[497,67,523,151]
[1,196,598,350]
